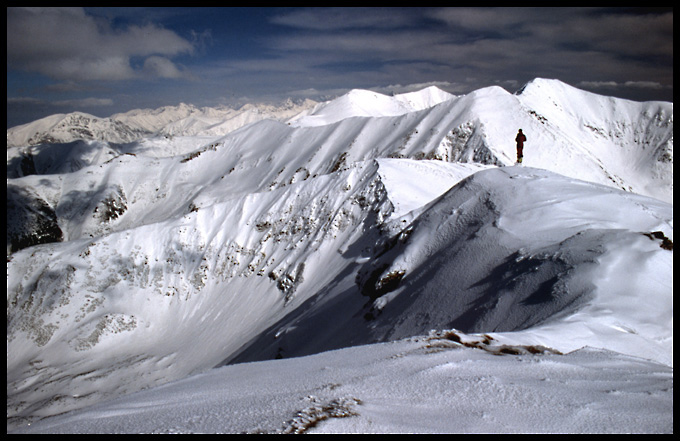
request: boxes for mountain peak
[392,85,455,109]
[288,85,455,127]
[515,77,570,96]
[514,77,638,104]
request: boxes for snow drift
[6,78,673,432]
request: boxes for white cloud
[53,97,115,107]
[7,96,114,107]
[7,7,195,82]
[7,97,43,105]
[578,81,620,89]
[143,56,193,80]
[270,7,414,31]
[427,7,528,33]
[623,81,665,90]
[578,80,667,90]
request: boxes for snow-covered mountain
[6,79,673,433]
[286,85,455,126]
[6,111,149,147]
[6,99,318,148]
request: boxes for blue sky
[6,7,673,128]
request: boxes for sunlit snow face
[6,80,673,432]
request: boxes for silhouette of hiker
[515,129,526,164]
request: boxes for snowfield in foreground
[11,334,672,434]
[7,79,672,433]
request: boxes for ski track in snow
[7,78,673,433]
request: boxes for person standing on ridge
[515,129,526,164]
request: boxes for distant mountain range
[7,99,319,147]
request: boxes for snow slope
[515,79,673,203]
[6,79,673,432]
[11,337,672,434]
[227,164,672,367]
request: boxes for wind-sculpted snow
[6,79,674,431]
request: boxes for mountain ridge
[6,78,673,430]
